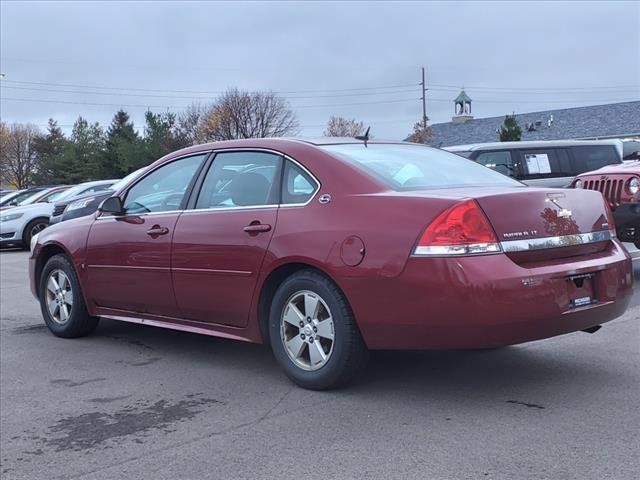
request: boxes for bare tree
[0,122,9,186]
[406,120,433,144]
[1,123,40,188]
[324,116,365,137]
[176,103,206,146]
[198,89,299,142]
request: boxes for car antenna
[355,126,370,147]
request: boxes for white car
[0,180,116,249]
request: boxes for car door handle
[243,223,272,233]
[146,226,169,236]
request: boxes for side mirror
[98,196,124,216]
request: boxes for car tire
[268,269,368,390]
[22,217,49,250]
[39,254,99,338]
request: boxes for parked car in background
[30,139,632,389]
[50,171,145,225]
[1,180,115,249]
[0,187,51,210]
[11,185,71,209]
[572,160,640,248]
[445,139,623,187]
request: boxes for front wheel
[39,254,99,338]
[268,270,368,390]
[22,217,48,250]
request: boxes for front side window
[195,151,281,209]
[123,154,205,214]
[321,144,522,190]
[282,161,318,204]
[474,151,516,177]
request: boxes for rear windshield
[570,145,621,173]
[321,144,522,190]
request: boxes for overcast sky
[1,0,639,140]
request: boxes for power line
[0,84,419,100]
[3,78,638,96]
[0,79,419,96]
[0,96,420,109]
[428,83,640,93]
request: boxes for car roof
[156,138,427,165]
[444,139,623,152]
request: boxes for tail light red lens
[413,199,501,256]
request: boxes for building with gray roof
[425,92,640,147]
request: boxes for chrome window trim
[97,209,184,221]
[97,147,322,220]
[181,204,279,215]
[500,230,613,253]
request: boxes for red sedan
[29,139,633,389]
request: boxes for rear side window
[570,145,622,173]
[518,149,573,179]
[474,151,516,178]
[321,144,522,190]
[281,161,319,205]
[195,151,282,209]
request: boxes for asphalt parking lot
[1,249,639,480]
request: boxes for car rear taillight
[413,199,501,256]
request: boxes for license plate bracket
[566,273,596,308]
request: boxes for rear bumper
[342,240,633,349]
[613,203,640,243]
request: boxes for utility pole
[420,67,428,128]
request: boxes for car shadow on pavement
[90,318,620,400]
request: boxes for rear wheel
[39,254,99,338]
[22,217,48,250]
[268,270,368,390]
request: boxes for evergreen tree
[70,117,105,181]
[32,119,73,184]
[140,111,191,168]
[103,110,139,177]
[499,114,522,142]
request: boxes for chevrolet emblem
[558,208,572,218]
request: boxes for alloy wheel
[281,290,335,371]
[45,269,73,324]
[30,222,47,238]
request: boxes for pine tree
[139,111,193,168]
[70,117,105,181]
[32,119,73,184]
[499,114,522,142]
[103,110,139,177]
